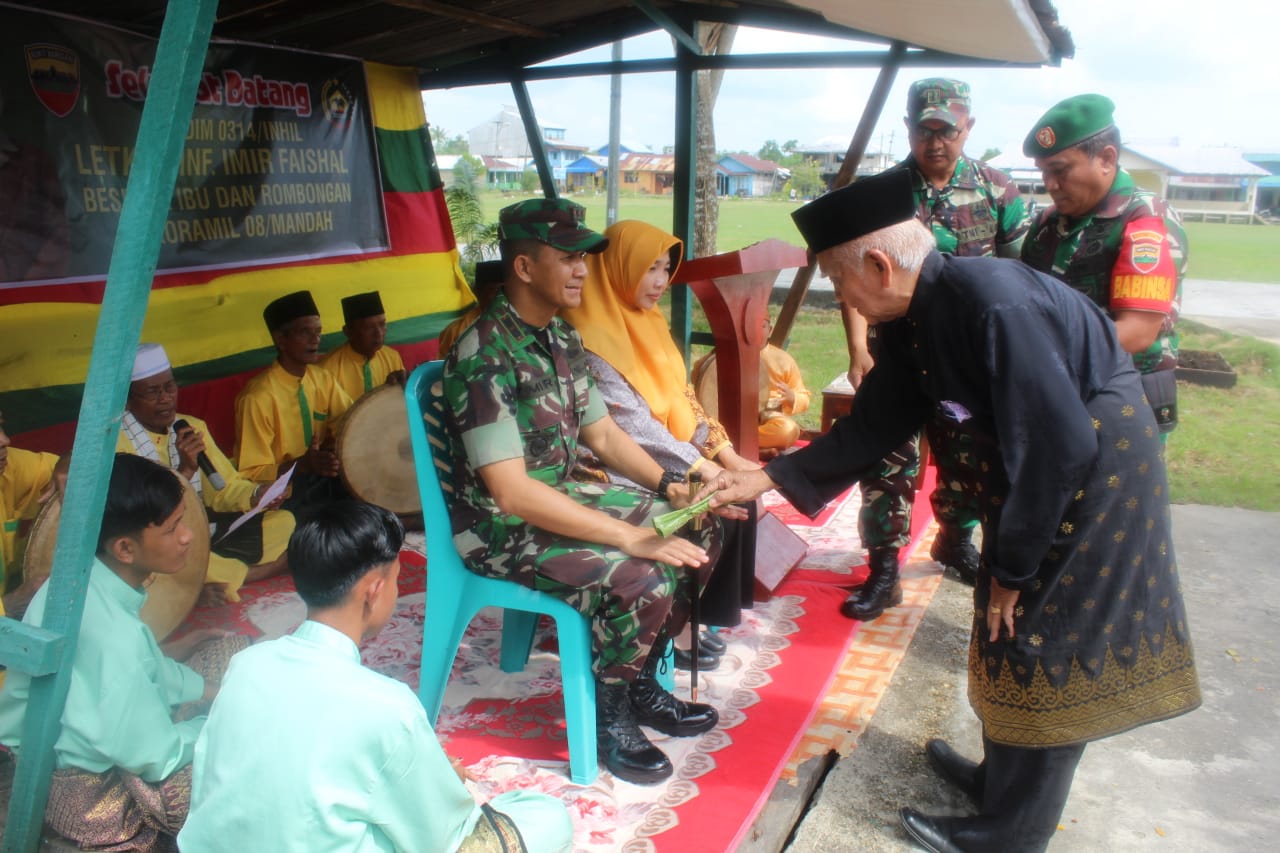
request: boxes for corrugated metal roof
[25,1,1071,85]
[1125,145,1270,177]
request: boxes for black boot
[596,681,672,784]
[630,643,718,737]
[672,645,720,671]
[698,629,727,655]
[841,547,903,621]
[931,525,979,584]
[899,808,964,853]
[925,738,983,807]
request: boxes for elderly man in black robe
[701,170,1200,853]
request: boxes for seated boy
[0,453,238,851]
[319,290,408,400]
[179,502,573,853]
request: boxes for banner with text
[0,7,388,288]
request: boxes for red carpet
[175,551,863,851]
[762,484,853,528]
[434,579,861,852]
[171,465,939,850]
[782,464,937,589]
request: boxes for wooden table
[820,373,856,432]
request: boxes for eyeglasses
[130,380,178,402]
[910,125,963,142]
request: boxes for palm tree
[445,159,500,275]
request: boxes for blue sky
[421,0,1276,162]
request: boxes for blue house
[565,155,608,192]
[716,154,785,197]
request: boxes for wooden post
[771,41,905,346]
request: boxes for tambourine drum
[336,383,422,514]
[691,352,771,422]
[22,475,209,640]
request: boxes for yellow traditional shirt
[233,362,353,484]
[1,447,58,594]
[761,344,811,416]
[117,413,257,514]
[319,342,404,401]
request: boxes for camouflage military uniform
[895,154,1029,258]
[1022,168,1187,430]
[443,292,719,684]
[859,156,1030,552]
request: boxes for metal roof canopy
[32,1,1071,75]
[1,3,1070,851]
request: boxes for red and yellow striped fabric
[0,62,473,452]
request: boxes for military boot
[840,546,903,621]
[596,680,672,784]
[931,525,979,585]
[630,641,718,736]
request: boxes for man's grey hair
[824,219,934,275]
[1075,125,1121,160]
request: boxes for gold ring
[990,606,1002,614]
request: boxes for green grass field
[479,191,1280,281]
[478,190,808,251]
[1182,222,1280,283]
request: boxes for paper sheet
[214,463,295,543]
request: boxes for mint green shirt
[179,620,482,853]
[0,559,205,782]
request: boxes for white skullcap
[131,343,172,382]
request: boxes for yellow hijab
[564,219,698,442]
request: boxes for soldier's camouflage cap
[498,198,608,254]
[1023,94,1115,158]
[907,78,971,127]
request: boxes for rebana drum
[335,383,422,515]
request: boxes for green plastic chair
[405,360,598,784]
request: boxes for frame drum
[21,475,209,640]
[336,384,421,514]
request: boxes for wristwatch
[657,469,684,500]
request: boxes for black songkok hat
[263,290,320,332]
[790,170,916,254]
[473,260,503,294]
[341,291,385,324]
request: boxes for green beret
[498,198,607,254]
[1023,94,1115,157]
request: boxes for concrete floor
[780,504,1279,852]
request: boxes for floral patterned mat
[180,535,869,851]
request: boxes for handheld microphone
[173,418,226,489]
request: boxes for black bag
[1141,369,1178,434]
